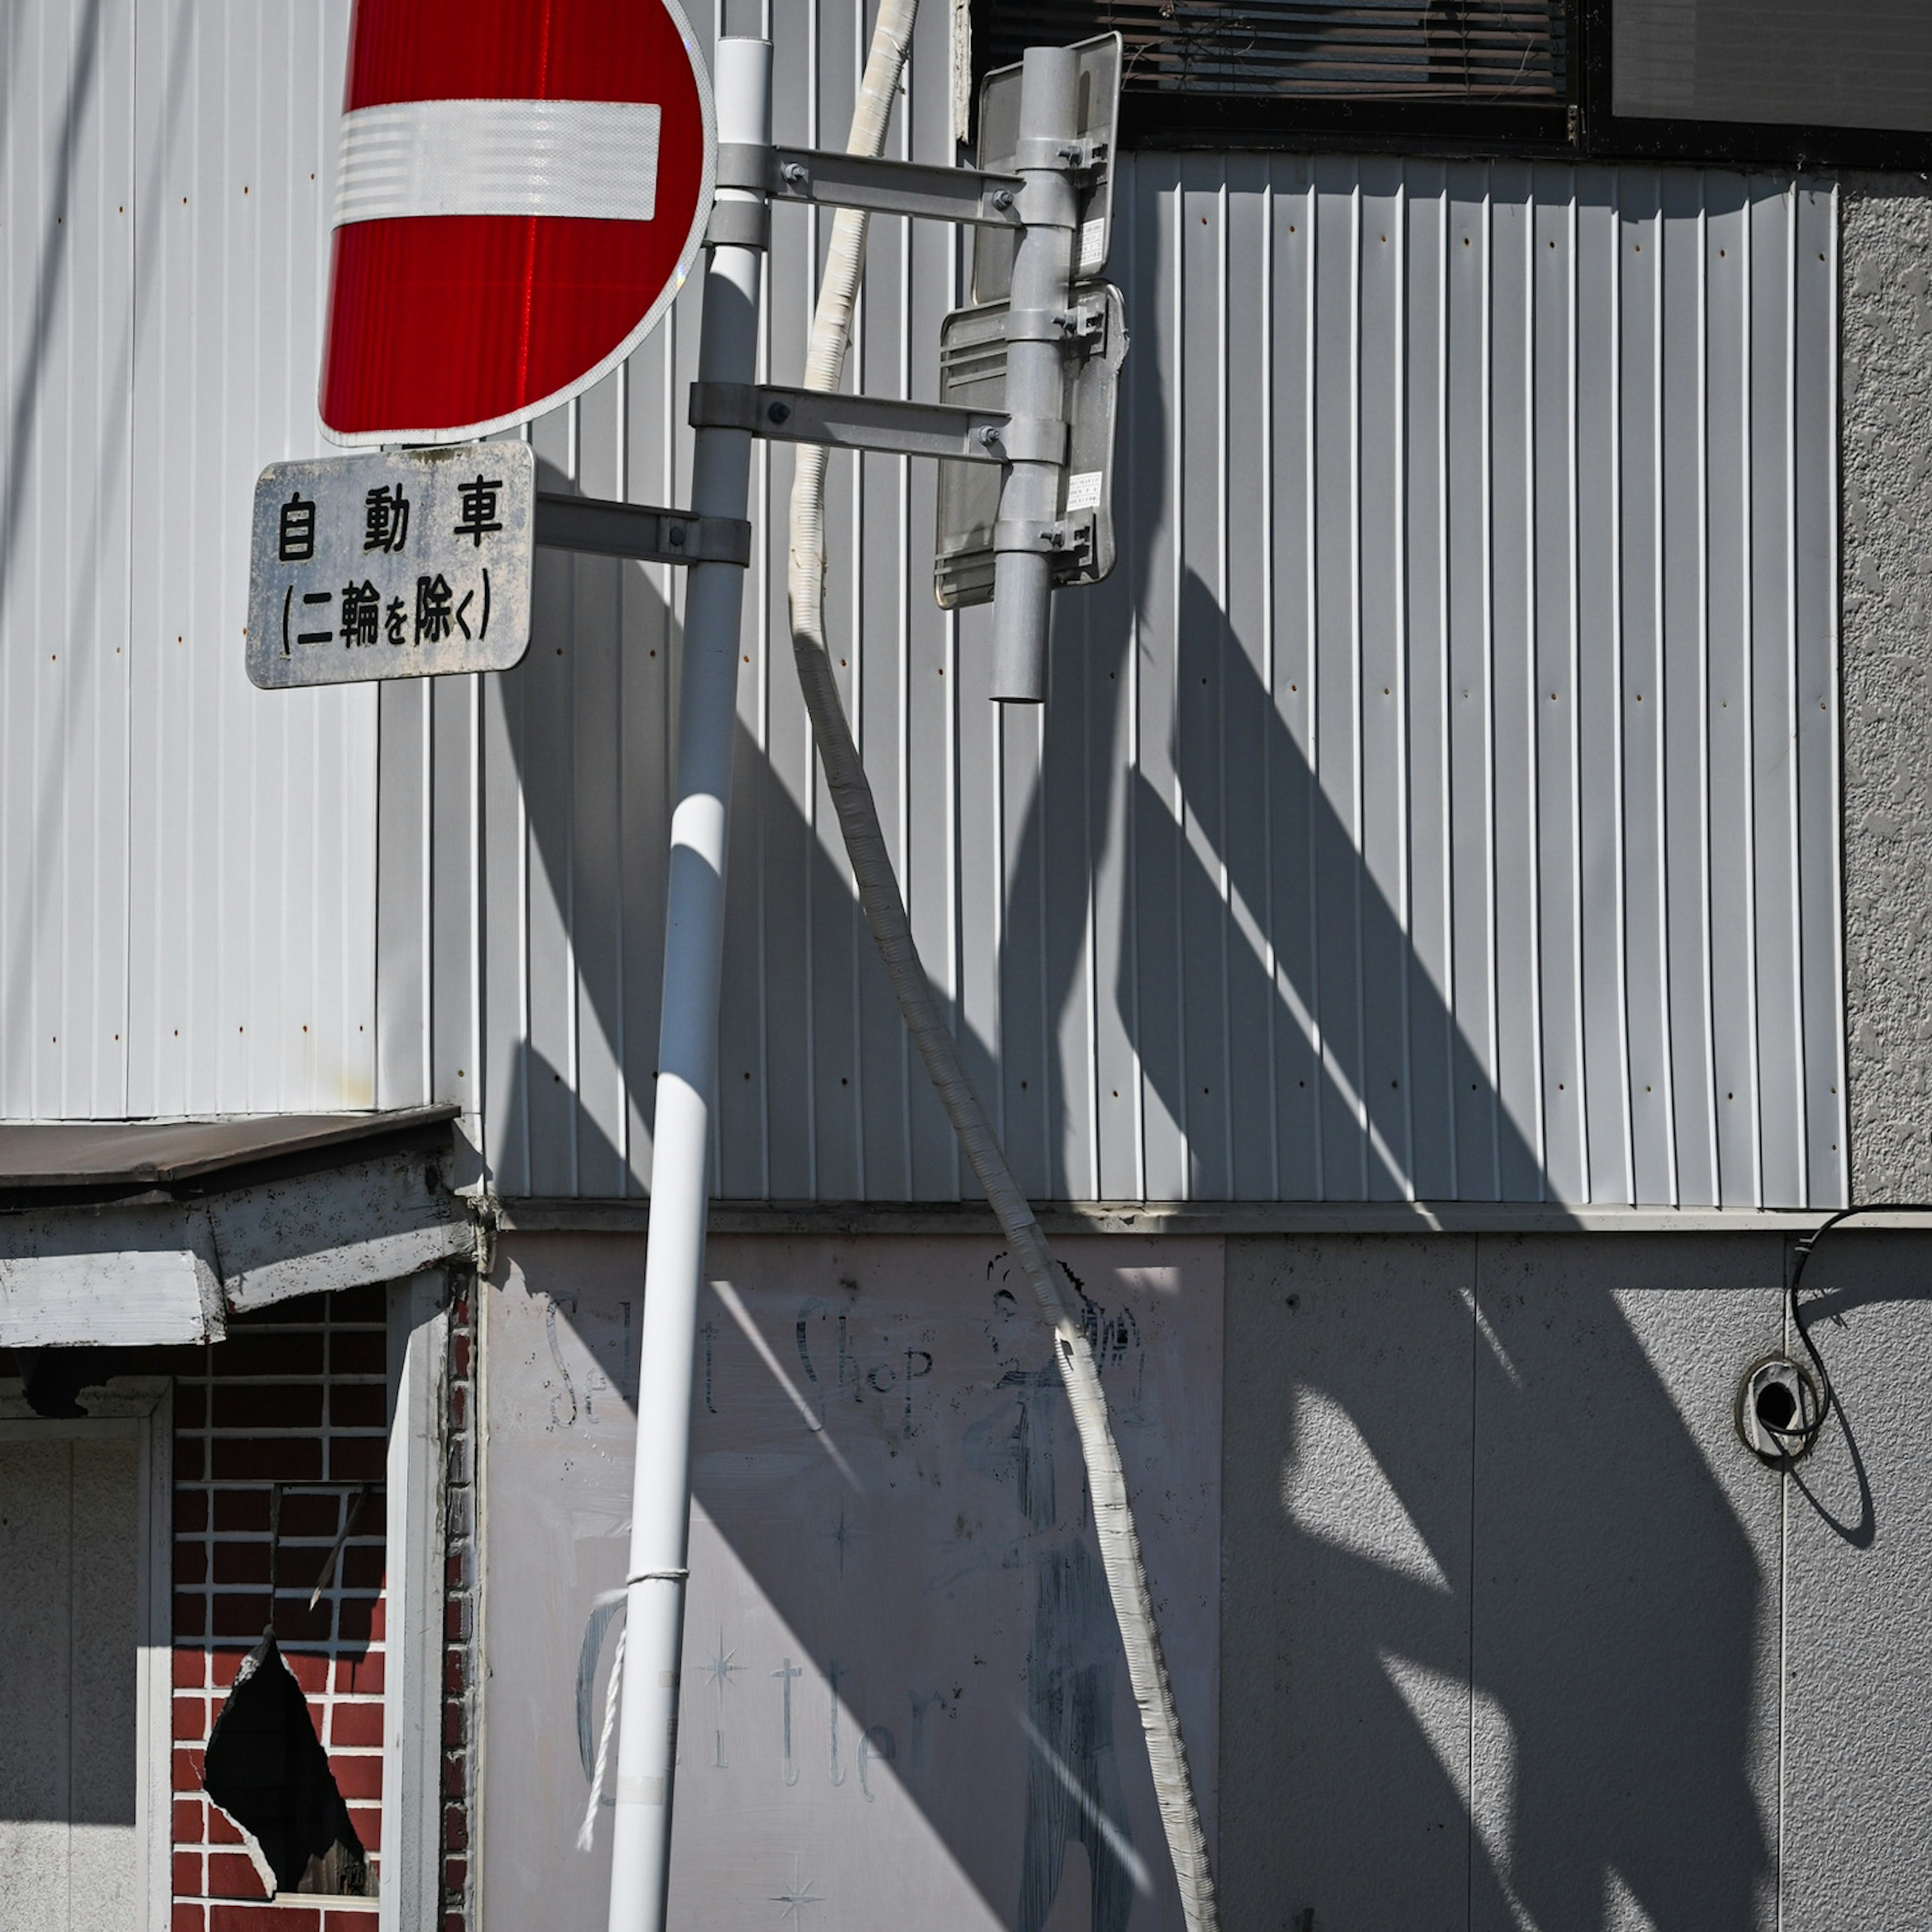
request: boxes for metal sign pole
[606,36,770,1932]
[989,47,1081,703]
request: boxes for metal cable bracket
[534,493,752,567]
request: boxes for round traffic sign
[319,0,715,444]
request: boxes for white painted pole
[606,37,770,1932]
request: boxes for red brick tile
[210,1334,323,1378]
[326,1435,387,1482]
[206,1801,245,1845]
[336,1651,383,1697]
[443,1912,465,1932]
[171,1905,206,1932]
[174,1648,207,1689]
[329,1753,383,1802]
[175,1543,208,1585]
[210,1648,254,1685]
[453,1334,472,1379]
[443,1806,467,1853]
[328,1384,387,1429]
[277,1494,348,1537]
[270,1597,337,1644]
[211,1592,275,1639]
[211,1438,323,1482]
[176,1486,208,1531]
[173,1695,208,1742]
[449,1384,468,1430]
[210,1906,320,1932]
[442,1704,463,1749]
[175,1383,208,1428]
[173,1746,205,1793]
[207,1847,271,1899]
[346,1801,381,1853]
[177,1439,207,1481]
[443,1649,464,1695]
[443,1755,465,1797]
[212,1384,323,1429]
[211,1490,273,1534]
[335,1545,383,1591]
[327,1332,385,1375]
[327,1700,384,1748]
[247,1289,331,1325]
[277,1649,330,1695]
[174,1849,202,1895]
[443,1855,466,1893]
[319,1910,382,1929]
[175,1591,209,1640]
[331,1283,387,1322]
[174,1795,203,1843]
[211,1543,270,1586]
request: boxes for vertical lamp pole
[606,36,770,1932]
[988,46,1080,704]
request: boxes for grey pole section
[606,37,769,1932]
[988,47,1080,704]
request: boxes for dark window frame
[969,0,1932,168]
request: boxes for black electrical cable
[1760,1203,1932,1458]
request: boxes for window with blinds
[974,2,1567,103]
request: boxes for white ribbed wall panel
[377,3,1842,1208]
[1,0,372,1122]
[4,1,1841,1204]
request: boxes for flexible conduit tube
[784,15,1218,1929]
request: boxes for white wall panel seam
[1612,172,1636,1200]
[1216,173,1234,1194]
[1741,188,1765,1205]
[1522,178,1549,1198]
[1482,182,1501,1197]
[1695,185,1721,1201]
[1348,180,1367,1199]
[1260,174,1282,1202]
[1306,171,1327,1200]
[1782,181,1808,1206]
[1651,190,1682,1204]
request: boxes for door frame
[0,1381,174,1932]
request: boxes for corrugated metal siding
[1,0,373,1121]
[4,1,1841,1205]
[385,31,1841,1208]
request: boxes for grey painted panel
[1221,1235,1474,1931]
[1470,1236,1784,1929]
[480,1231,1220,1931]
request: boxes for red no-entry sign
[319,0,715,444]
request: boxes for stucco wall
[1219,1228,1932,1931]
[1842,177,1932,1200]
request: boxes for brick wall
[169,1278,475,1932]
[441,1281,476,1932]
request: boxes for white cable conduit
[783,9,1219,1927]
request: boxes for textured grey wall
[1219,1229,1932,1931]
[1843,178,1932,1201]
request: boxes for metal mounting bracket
[715,141,1028,229]
[688,381,1011,464]
[533,493,752,567]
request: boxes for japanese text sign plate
[247,445,533,689]
[319,0,716,445]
